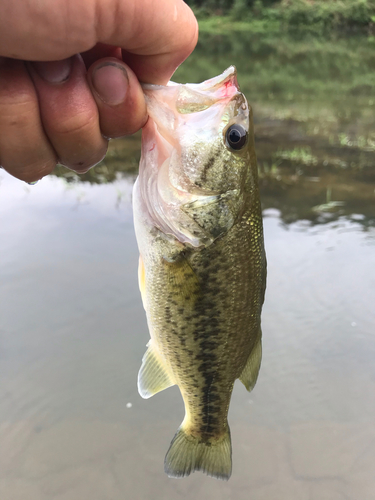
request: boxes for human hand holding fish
[0,0,197,183]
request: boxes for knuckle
[0,92,37,109]
[3,111,34,132]
[0,61,37,108]
[0,95,40,132]
[51,111,98,137]
[106,123,139,138]
[99,101,147,139]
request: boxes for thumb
[87,58,147,138]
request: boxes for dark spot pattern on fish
[199,154,217,184]
[142,189,265,446]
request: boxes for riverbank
[193,0,375,35]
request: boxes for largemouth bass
[133,67,266,480]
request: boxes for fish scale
[133,66,266,480]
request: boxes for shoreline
[194,3,375,35]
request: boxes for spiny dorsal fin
[239,335,262,392]
[138,343,175,399]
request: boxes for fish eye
[225,124,247,151]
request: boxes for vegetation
[185,0,375,33]
[173,31,375,131]
[52,14,375,228]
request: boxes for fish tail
[164,423,232,480]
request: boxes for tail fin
[164,425,232,480]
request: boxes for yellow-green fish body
[133,67,266,480]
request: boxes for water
[1,31,375,500]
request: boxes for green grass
[196,15,279,34]
[275,147,318,165]
[174,31,375,113]
[194,0,375,34]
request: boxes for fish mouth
[141,66,241,143]
[185,65,240,98]
[141,66,239,96]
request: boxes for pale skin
[0,0,198,183]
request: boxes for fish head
[142,66,254,196]
[136,67,257,249]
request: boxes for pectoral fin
[181,189,243,242]
[138,343,175,399]
[239,336,262,392]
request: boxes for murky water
[1,31,375,500]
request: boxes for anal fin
[138,343,175,399]
[239,335,262,392]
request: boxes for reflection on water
[1,171,374,499]
[1,29,375,500]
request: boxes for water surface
[1,30,375,500]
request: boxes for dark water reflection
[1,30,375,500]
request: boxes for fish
[132,66,266,480]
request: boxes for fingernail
[33,58,72,83]
[27,180,39,185]
[92,63,128,105]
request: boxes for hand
[0,0,198,182]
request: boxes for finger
[81,43,122,69]
[101,0,199,84]
[28,55,108,172]
[0,58,57,183]
[0,0,198,84]
[87,58,147,138]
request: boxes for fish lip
[141,80,179,91]
[187,66,239,95]
[141,66,238,92]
